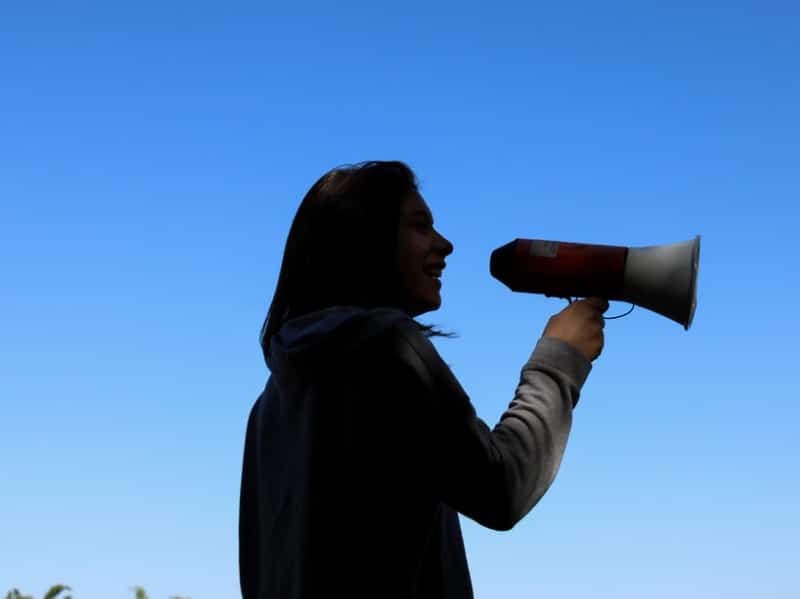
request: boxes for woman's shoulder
[340,310,474,423]
[348,307,427,347]
[359,308,431,348]
[355,311,453,388]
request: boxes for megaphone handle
[552,295,635,320]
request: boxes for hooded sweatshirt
[239,305,593,599]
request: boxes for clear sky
[2,2,798,598]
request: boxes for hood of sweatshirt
[265,305,412,376]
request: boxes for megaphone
[490,236,701,330]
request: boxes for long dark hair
[260,160,457,363]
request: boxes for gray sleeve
[491,335,592,527]
[386,323,592,531]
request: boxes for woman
[239,161,608,598]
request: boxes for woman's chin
[400,280,442,316]
[411,294,441,316]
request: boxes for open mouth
[423,264,444,279]
[424,270,442,289]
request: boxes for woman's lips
[423,262,445,277]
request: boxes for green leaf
[131,586,149,599]
[43,585,71,599]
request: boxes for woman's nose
[436,231,454,257]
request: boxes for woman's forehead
[401,192,433,219]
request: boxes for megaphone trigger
[602,303,636,320]
[567,297,635,320]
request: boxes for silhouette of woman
[239,160,607,598]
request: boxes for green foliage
[132,587,149,599]
[43,586,71,599]
[4,585,189,599]
[3,586,70,599]
[130,587,190,599]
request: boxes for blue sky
[2,2,798,598]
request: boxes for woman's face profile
[395,191,454,317]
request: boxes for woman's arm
[375,318,592,532]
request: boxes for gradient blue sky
[3,3,799,598]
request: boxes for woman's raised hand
[542,297,609,362]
